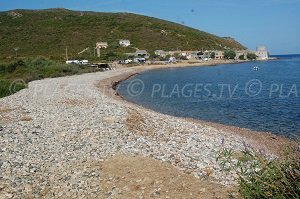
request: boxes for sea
[117,55,300,139]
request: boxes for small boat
[253,66,259,71]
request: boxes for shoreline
[98,60,296,156]
[0,58,297,197]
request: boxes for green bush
[0,80,26,98]
[239,55,245,60]
[216,146,300,198]
[224,50,236,59]
[247,53,257,60]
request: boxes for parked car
[98,63,112,71]
[125,59,133,64]
[134,58,146,63]
[66,60,80,64]
[80,60,89,65]
[118,59,133,64]
[168,57,176,63]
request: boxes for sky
[1,0,299,55]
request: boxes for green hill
[0,8,246,61]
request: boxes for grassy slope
[0,8,246,61]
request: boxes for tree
[103,51,118,61]
[149,53,158,60]
[173,53,180,59]
[247,53,257,60]
[239,55,245,60]
[161,54,171,61]
[224,50,236,59]
[110,41,119,49]
[119,54,129,60]
[210,52,216,59]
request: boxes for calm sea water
[117,55,300,138]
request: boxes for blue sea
[117,55,300,138]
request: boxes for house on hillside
[191,51,203,60]
[119,40,131,47]
[212,51,224,60]
[177,51,192,59]
[125,50,149,59]
[155,50,179,58]
[160,51,197,60]
[162,50,212,60]
[96,42,108,49]
[181,51,204,60]
[136,50,149,58]
[155,50,167,57]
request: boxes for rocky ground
[0,66,292,198]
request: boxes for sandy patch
[101,155,239,198]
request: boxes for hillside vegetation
[0,8,246,62]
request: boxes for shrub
[239,55,245,60]
[247,53,257,60]
[0,64,6,73]
[0,80,26,98]
[4,60,25,73]
[216,146,300,198]
[224,50,236,59]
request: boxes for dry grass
[126,109,154,136]
[0,107,13,123]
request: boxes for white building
[96,42,108,49]
[255,46,269,60]
[154,50,167,57]
[212,51,224,60]
[125,50,149,58]
[119,40,131,47]
[136,50,149,58]
[235,50,253,60]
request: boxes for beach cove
[0,60,295,198]
[117,57,300,138]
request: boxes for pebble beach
[0,62,294,198]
